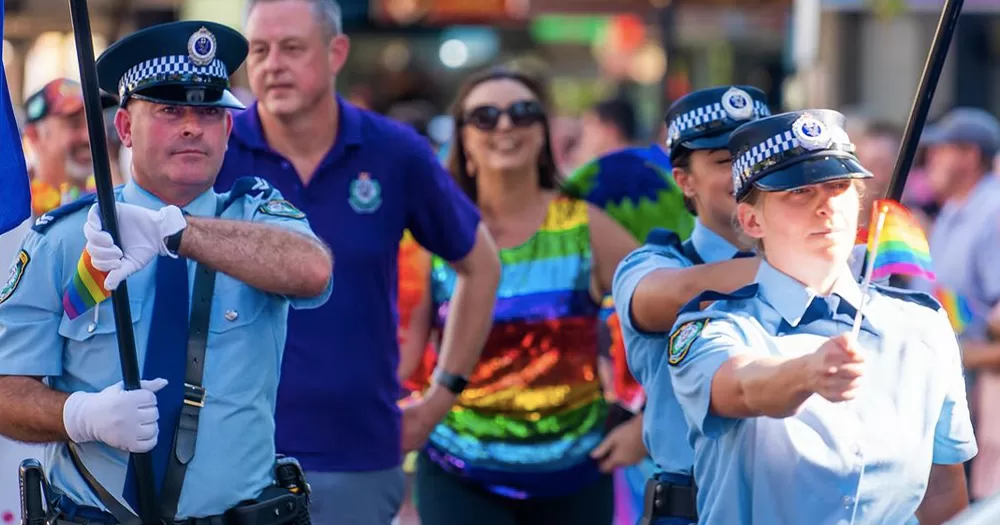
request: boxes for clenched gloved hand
[83,203,187,291]
[62,379,169,453]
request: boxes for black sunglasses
[461,100,545,131]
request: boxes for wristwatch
[164,228,185,257]
[433,369,469,396]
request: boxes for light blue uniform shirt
[0,178,332,518]
[611,220,740,476]
[668,261,977,525]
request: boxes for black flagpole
[885,0,965,201]
[66,0,158,523]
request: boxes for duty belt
[641,472,698,522]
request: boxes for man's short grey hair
[247,0,342,38]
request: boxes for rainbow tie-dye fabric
[427,197,606,499]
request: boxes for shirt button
[225,310,239,322]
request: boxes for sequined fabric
[427,197,607,498]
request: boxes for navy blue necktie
[124,255,189,509]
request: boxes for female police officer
[611,85,770,524]
[666,109,977,524]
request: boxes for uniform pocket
[208,274,268,334]
[58,299,143,341]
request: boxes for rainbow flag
[62,249,111,320]
[933,286,975,333]
[866,199,935,282]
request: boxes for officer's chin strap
[67,195,225,524]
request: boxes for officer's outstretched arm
[179,215,332,298]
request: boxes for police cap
[729,109,872,202]
[664,86,771,161]
[96,21,248,110]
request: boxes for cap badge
[187,26,217,66]
[721,87,754,121]
[792,114,833,151]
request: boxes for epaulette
[678,284,759,315]
[31,194,98,234]
[223,176,274,209]
[871,283,943,312]
[644,227,681,249]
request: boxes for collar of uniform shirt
[230,96,365,154]
[123,179,217,216]
[689,219,740,262]
[754,260,866,328]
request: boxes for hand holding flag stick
[66,0,158,521]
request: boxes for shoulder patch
[872,283,942,312]
[0,250,30,304]
[644,228,681,248]
[224,176,274,208]
[31,194,98,233]
[669,319,707,365]
[678,284,759,316]
[258,199,306,219]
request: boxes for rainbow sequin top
[427,196,607,499]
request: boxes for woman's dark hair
[671,147,697,216]
[446,66,561,203]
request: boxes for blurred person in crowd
[407,67,643,525]
[920,107,1000,502]
[575,97,637,165]
[21,79,116,217]
[854,120,901,225]
[216,1,501,523]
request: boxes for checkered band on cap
[667,100,771,148]
[118,55,229,99]
[731,126,855,196]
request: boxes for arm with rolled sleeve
[403,137,501,411]
[915,310,976,524]
[931,311,978,465]
[243,190,333,310]
[0,232,73,443]
[175,188,333,309]
[611,244,686,382]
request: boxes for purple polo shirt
[215,98,481,472]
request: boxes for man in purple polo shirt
[215,1,502,523]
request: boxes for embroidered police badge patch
[668,319,707,366]
[349,173,382,214]
[258,199,306,219]
[0,250,30,304]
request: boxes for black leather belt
[641,474,698,521]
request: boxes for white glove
[62,379,168,453]
[84,203,187,291]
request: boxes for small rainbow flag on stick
[933,286,975,333]
[62,249,110,320]
[865,199,936,282]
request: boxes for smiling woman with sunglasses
[405,67,642,525]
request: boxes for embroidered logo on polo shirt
[349,172,382,214]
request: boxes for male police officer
[0,20,332,524]
[612,86,771,524]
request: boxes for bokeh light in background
[438,27,500,69]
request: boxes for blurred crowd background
[6,0,1000,524]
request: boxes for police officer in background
[0,20,332,524]
[668,109,976,524]
[611,86,771,524]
